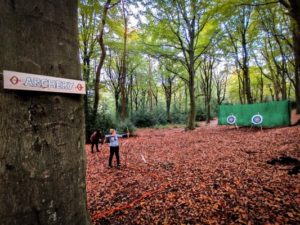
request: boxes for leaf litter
[86,125,300,224]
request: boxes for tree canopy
[78,0,300,132]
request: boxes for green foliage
[79,0,297,131]
[86,104,115,142]
[196,106,207,121]
[171,106,187,124]
[154,107,168,125]
[116,119,136,135]
[131,110,159,127]
[227,66,275,104]
[131,108,168,127]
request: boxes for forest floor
[86,122,300,225]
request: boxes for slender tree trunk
[0,1,90,224]
[242,33,253,104]
[237,71,244,104]
[135,95,138,112]
[165,89,172,122]
[83,46,91,141]
[281,72,287,100]
[187,68,196,129]
[269,86,275,101]
[115,92,120,119]
[184,85,188,113]
[148,89,153,111]
[260,73,264,102]
[129,74,133,116]
[120,0,128,120]
[93,0,112,120]
[206,97,211,124]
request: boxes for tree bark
[115,92,120,119]
[162,79,173,123]
[120,0,128,120]
[293,22,300,112]
[0,1,90,225]
[187,69,196,129]
[93,0,112,120]
[241,26,253,104]
[279,0,300,112]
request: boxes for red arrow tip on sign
[76,83,84,91]
[10,76,21,85]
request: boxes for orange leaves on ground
[86,124,300,224]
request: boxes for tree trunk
[187,72,196,129]
[292,18,300,112]
[115,92,120,119]
[166,90,172,123]
[0,1,90,225]
[206,97,211,124]
[242,33,253,104]
[129,74,133,116]
[83,46,91,141]
[120,0,128,120]
[259,73,264,102]
[93,0,112,120]
[280,0,300,112]
[184,85,188,113]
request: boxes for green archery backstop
[218,100,291,127]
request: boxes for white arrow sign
[3,70,86,95]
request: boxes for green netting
[218,100,291,127]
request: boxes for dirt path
[86,125,300,224]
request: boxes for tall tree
[105,50,121,118]
[160,62,177,122]
[225,5,255,104]
[120,0,129,120]
[79,0,98,88]
[79,0,99,140]
[241,0,300,110]
[199,54,215,123]
[255,4,294,100]
[213,68,228,105]
[0,1,90,224]
[279,0,300,112]
[93,0,119,120]
[141,0,218,129]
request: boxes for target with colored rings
[227,115,236,125]
[251,114,263,125]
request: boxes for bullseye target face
[251,114,263,125]
[227,115,236,125]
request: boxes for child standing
[104,128,129,168]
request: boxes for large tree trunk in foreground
[291,1,300,113]
[294,23,300,113]
[0,1,90,225]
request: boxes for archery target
[251,114,263,125]
[227,115,236,125]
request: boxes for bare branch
[108,0,120,9]
[236,1,279,7]
[166,67,189,84]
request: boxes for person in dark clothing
[90,129,103,153]
[104,128,129,168]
